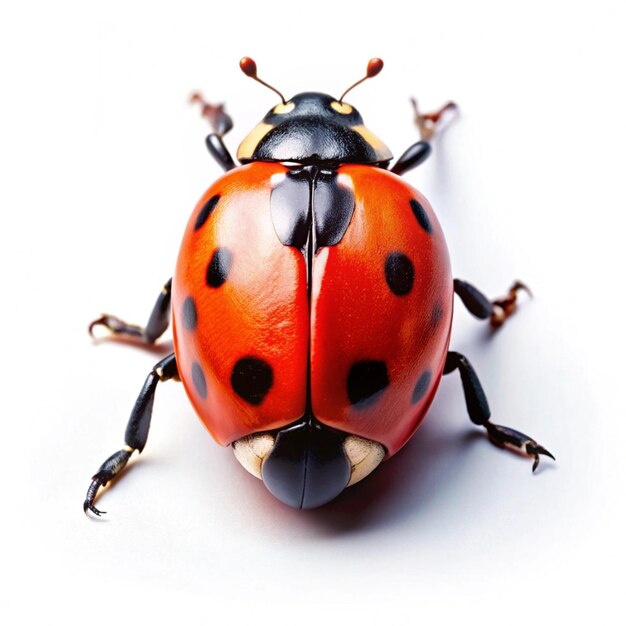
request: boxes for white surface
[1,1,624,624]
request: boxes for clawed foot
[486,422,555,472]
[411,98,458,142]
[490,281,532,329]
[83,481,106,517]
[190,92,233,136]
[89,314,145,340]
[83,448,133,517]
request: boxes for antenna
[239,57,286,104]
[339,58,384,104]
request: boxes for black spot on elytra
[347,360,389,409]
[192,361,207,399]
[194,194,220,231]
[411,370,432,404]
[385,252,414,296]
[182,297,197,330]
[431,303,444,327]
[231,357,274,405]
[206,247,232,288]
[410,198,432,234]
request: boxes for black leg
[190,92,236,171]
[83,353,178,516]
[454,278,532,329]
[444,351,554,472]
[205,134,236,171]
[391,141,432,176]
[89,278,172,343]
[391,98,457,176]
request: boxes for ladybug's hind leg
[454,278,532,329]
[391,99,457,176]
[89,278,172,344]
[83,353,178,517]
[444,351,555,472]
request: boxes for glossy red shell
[172,162,453,457]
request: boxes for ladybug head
[232,417,385,509]
[237,58,392,166]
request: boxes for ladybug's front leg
[443,351,554,472]
[391,99,457,176]
[89,277,172,344]
[453,278,532,329]
[190,92,236,172]
[83,353,178,517]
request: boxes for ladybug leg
[83,353,178,517]
[390,141,432,176]
[190,92,236,172]
[391,99,457,176]
[205,133,236,172]
[444,351,555,472]
[411,99,458,142]
[453,278,532,329]
[89,278,172,343]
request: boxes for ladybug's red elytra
[85,58,554,515]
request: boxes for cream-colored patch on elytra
[237,122,274,161]
[330,101,353,114]
[232,433,276,479]
[343,435,385,487]
[273,101,295,114]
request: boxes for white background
[1,1,624,624]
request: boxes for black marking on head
[411,370,432,404]
[239,92,392,165]
[385,252,415,296]
[182,297,197,331]
[410,199,432,234]
[270,170,311,249]
[191,362,207,399]
[431,303,444,327]
[263,93,365,126]
[253,119,380,163]
[206,247,232,288]
[231,357,274,406]
[347,360,389,409]
[194,195,220,231]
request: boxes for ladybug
[84,58,554,515]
